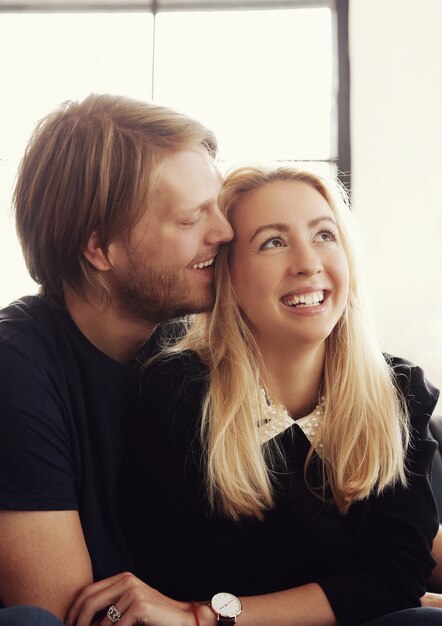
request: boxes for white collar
[258,387,324,447]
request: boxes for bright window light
[0,8,335,306]
[0,12,153,305]
[154,8,333,166]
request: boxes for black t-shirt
[121,351,440,626]
[0,295,141,583]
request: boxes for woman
[68,167,440,626]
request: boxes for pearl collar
[258,387,324,447]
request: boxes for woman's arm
[428,525,442,591]
[67,573,337,626]
[421,525,442,607]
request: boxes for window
[0,0,348,305]
[154,8,334,170]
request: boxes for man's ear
[83,232,113,271]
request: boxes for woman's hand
[67,572,197,626]
[421,591,442,608]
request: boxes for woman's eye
[260,236,286,250]
[314,229,337,243]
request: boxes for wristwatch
[209,592,242,624]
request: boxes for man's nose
[207,207,234,244]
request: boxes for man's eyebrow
[173,203,205,218]
[249,216,337,243]
[179,199,215,214]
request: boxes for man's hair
[13,93,217,303]
[163,166,409,520]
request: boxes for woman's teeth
[282,290,325,307]
[191,257,215,270]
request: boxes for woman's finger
[76,578,138,626]
[99,593,193,626]
[98,586,142,626]
[100,603,144,626]
[100,603,125,626]
[69,572,140,626]
[68,572,130,623]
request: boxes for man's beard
[111,254,215,324]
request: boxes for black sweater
[121,351,440,626]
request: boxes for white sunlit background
[0,3,336,304]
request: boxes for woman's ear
[83,232,113,271]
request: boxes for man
[0,93,233,623]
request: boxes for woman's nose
[288,244,323,276]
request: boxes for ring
[107,605,122,623]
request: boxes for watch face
[211,592,242,618]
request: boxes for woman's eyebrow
[249,223,289,243]
[249,216,337,243]
[308,216,337,228]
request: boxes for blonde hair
[165,166,409,519]
[13,93,217,304]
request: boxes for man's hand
[0,510,94,621]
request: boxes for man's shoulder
[141,350,208,404]
[0,295,72,368]
[0,294,60,332]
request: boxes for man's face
[107,149,233,323]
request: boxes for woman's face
[228,179,350,351]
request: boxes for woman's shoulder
[385,354,440,425]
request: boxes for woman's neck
[259,340,325,419]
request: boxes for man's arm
[0,337,95,619]
[0,510,93,620]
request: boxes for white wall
[350,0,442,414]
